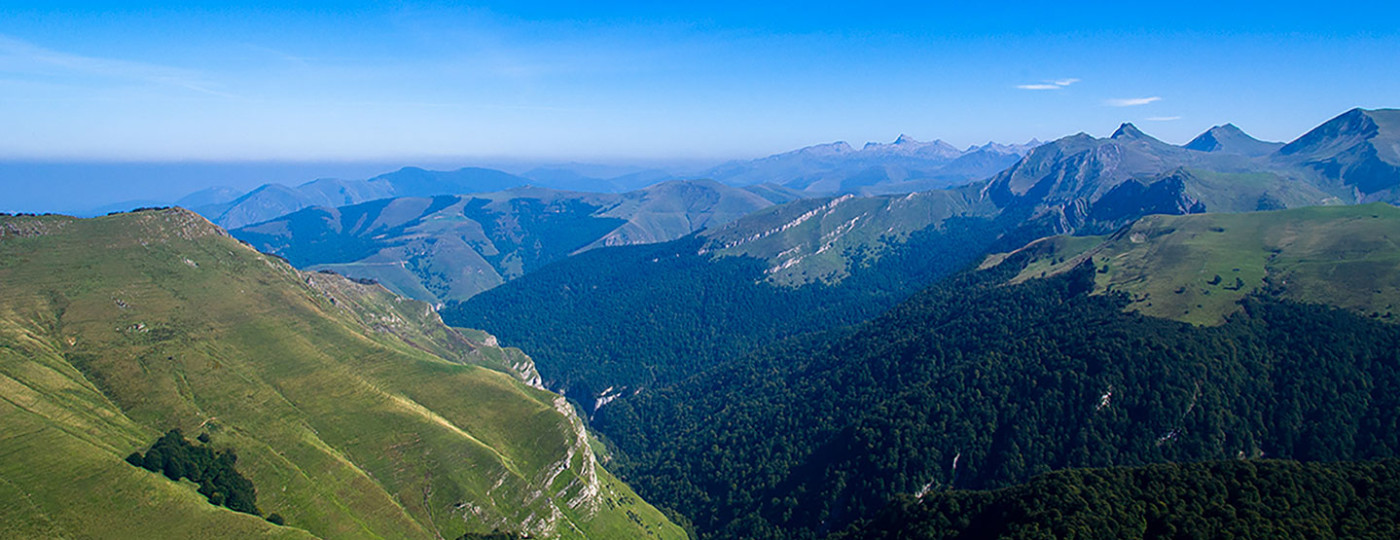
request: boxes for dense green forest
[125,429,262,518]
[591,259,1400,539]
[834,459,1400,539]
[443,217,1005,405]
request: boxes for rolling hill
[232,179,787,304]
[0,208,684,539]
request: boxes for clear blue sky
[1,1,1398,162]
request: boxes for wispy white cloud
[1105,96,1161,107]
[1145,116,1181,121]
[1017,78,1079,91]
[0,34,234,98]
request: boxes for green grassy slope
[995,203,1400,325]
[0,209,684,540]
[703,188,986,285]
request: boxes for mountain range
[180,134,1047,231]
[711,108,1399,286]
[248,110,1380,310]
[702,135,1042,195]
[448,109,1400,405]
[231,179,798,304]
[188,167,536,229]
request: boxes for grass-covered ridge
[993,203,1400,325]
[0,208,684,539]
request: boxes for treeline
[593,259,1400,539]
[125,429,262,518]
[835,459,1400,539]
[443,217,1004,405]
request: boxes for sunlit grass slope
[0,208,684,539]
[991,203,1400,325]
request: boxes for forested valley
[589,258,1400,538]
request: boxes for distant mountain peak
[967,139,1043,156]
[799,141,855,155]
[1276,108,1400,196]
[861,134,930,150]
[1111,123,1147,140]
[1279,108,1384,157]
[1185,123,1281,156]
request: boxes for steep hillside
[0,209,684,539]
[1276,108,1400,200]
[233,179,784,304]
[585,179,778,248]
[701,188,988,285]
[994,203,1400,325]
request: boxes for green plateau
[993,203,1400,325]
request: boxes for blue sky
[1,1,1398,163]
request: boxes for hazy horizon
[4,2,1399,160]
[0,107,1384,215]
[4,2,1400,213]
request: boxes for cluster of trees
[591,259,1400,539]
[125,430,262,518]
[836,459,1400,539]
[455,532,524,540]
[443,217,1005,405]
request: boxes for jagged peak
[893,133,920,145]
